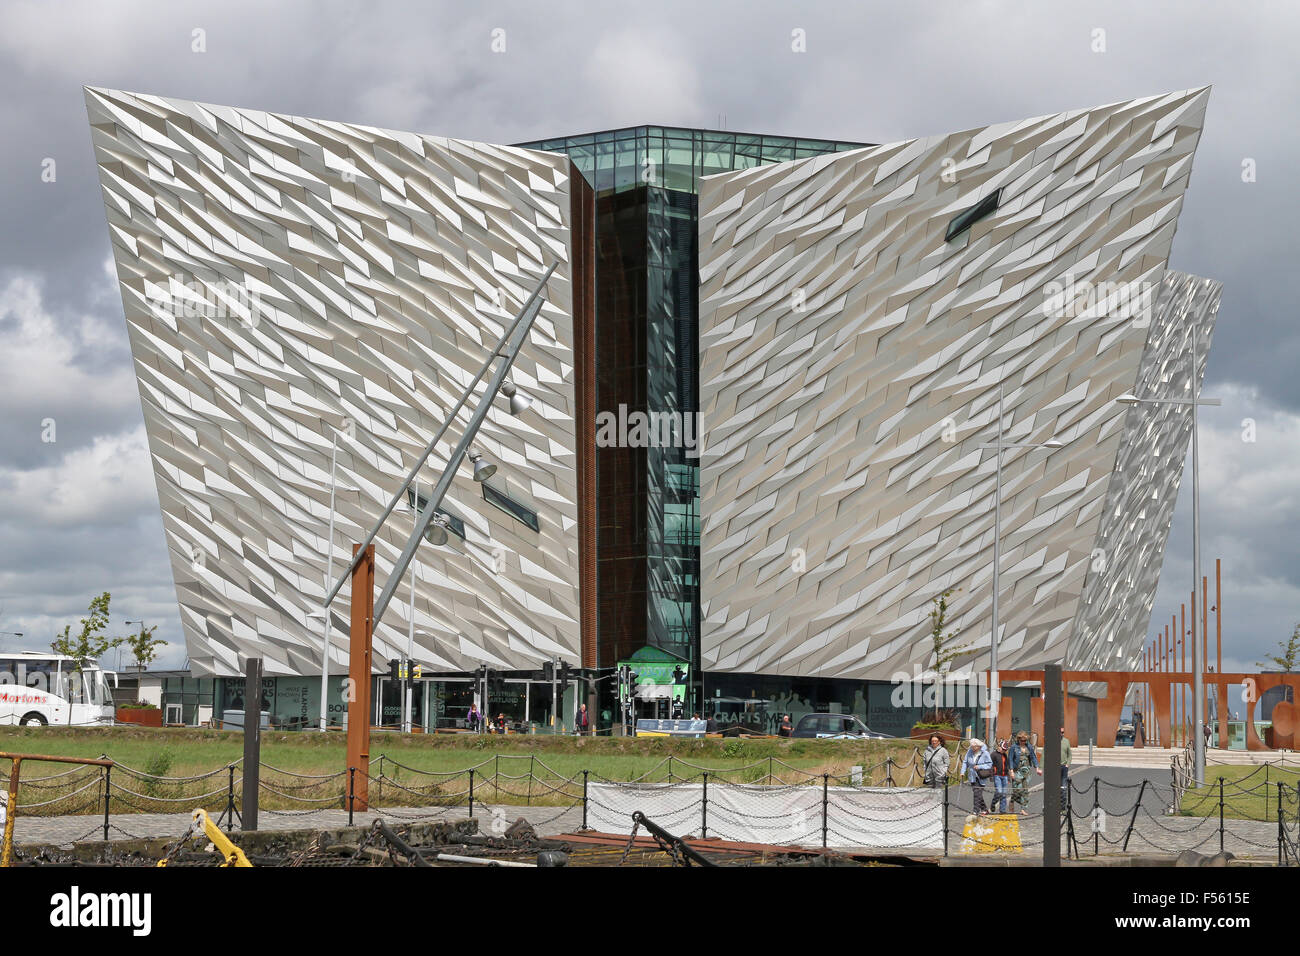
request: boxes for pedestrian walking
[1009,731,1040,815]
[777,714,793,738]
[1134,710,1145,747]
[963,737,993,815]
[576,703,590,736]
[467,703,481,733]
[922,734,950,788]
[991,738,1011,813]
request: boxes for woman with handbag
[922,734,950,788]
[962,737,993,815]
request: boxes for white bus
[0,653,117,726]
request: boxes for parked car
[792,713,889,739]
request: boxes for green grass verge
[0,726,960,815]
[1177,763,1300,822]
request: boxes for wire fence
[4,748,1298,863]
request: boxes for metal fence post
[582,770,589,831]
[219,763,239,830]
[822,773,829,849]
[241,656,262,831]
[528,755,534,806]
[943,780,950,857]
[768,755,773,786]
[885,756,894,787]
[1274,785,1284,868]
[1122,779,1146,852]
[347,766,356,827]
[701,772,708,839]
[468,768,475,819]
[102,764,111,841]
[1218,776,1225,855]
[1093,778,1100,856]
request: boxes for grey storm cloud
[0,0,1297,671]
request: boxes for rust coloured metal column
[347,543,375,810]
[1202,575,1210,747]
[1216,559,1228,748]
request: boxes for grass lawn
[0,726,959,815]
[1177,762,1300,821]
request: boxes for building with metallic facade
[90,86,1219,734]
[696,89,1219,732]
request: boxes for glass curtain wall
[517,127,866,717]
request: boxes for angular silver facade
[1068,271,1222,673]
[88,88,585,677]
[697,89,1214,680]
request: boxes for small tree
[925,588,974,724]
[50,592,123,723]
[124,622,166,697]
[1256,624,1300,673]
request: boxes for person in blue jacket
[1008,730,1042,815]
[962,738,994,815]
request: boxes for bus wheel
[20,712,47,727]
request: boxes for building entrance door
[375,677,423,730]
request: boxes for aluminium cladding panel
[697,89,1210,681]
[1067,271,1222,677]
[87,88,584,678]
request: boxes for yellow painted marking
[958,813,1023,854]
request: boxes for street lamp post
[314,263,554,802]
[403,480,421,735]
[1117,324,1219,786]
[978,384,1064,744]
[306,430,341,732]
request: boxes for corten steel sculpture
[995,669,1300,750]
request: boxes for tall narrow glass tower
[516,127,867,707]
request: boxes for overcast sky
[0,0,1296,675]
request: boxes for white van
[0,653,117,726]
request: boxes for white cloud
[0,273,140,442]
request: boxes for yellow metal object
[958,813,1023,854]
[2,752,114,868]
[158,809,252,867]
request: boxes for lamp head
[469,452,497,483]
[501,380,532,416]
[424,514,450,547]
